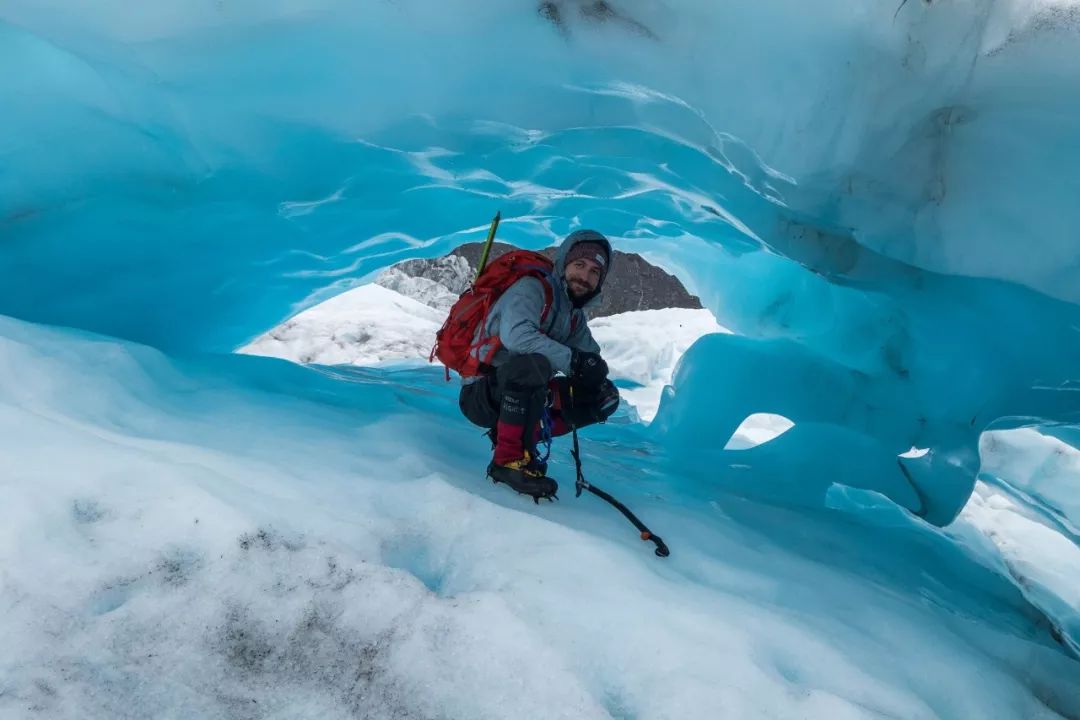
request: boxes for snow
[240,282,736,425]
[979,427,1080,530]
[958,481,1080,657]
[239,280,797,460]
[238,279,798,457]
[950,428,1080,656]
[589,306,729,422]
[2,315,1077,719]
[724,413,796,451]
[238,284,444,367]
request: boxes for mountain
[390,241,703,318]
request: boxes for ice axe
[568,388,670,558]
[474,211,501,280]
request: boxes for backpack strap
[460,265,558,377]
[538,273,555,328]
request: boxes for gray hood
[554,229,613,310]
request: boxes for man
[458,230,621,501]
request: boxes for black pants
[459,353,618,456]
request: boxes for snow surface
[235,286,1080,640]
[239,284,444,367]
[240,282,736,426]
[2,315,1078,719]
[588,306,730,423]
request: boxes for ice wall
[3,1,1080,713]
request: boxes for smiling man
[457,230,621,501]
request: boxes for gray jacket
[463,232,612,384]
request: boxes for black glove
[570,350,608,388]
[576,379,621,423]
[594,379,620,421]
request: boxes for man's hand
[570,350,608,388]
[593,379,620,422]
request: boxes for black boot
[487,458,558,503]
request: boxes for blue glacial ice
[1,0,1079,717]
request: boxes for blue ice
[2,0,1079,716]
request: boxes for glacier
[2,0,1080,717]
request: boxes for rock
[425,241,702,318]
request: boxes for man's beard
[568,280,591,299]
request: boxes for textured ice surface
[2,316,1079,719]
[2,0,1080,715]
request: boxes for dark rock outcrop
[445,241,702,318]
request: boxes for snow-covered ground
[588,306,730,422]
[3,314,1078,719]
[240,281,732,425]
[239,284,445,367]
[237,282,1080,665]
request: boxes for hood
[554,229,613,310]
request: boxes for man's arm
[566,312,618,418]
[497,277,573,373]
[566,310,602,355]
[565,311,614,390]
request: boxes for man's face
[565,257,603,300]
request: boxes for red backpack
[430,250,555,380]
